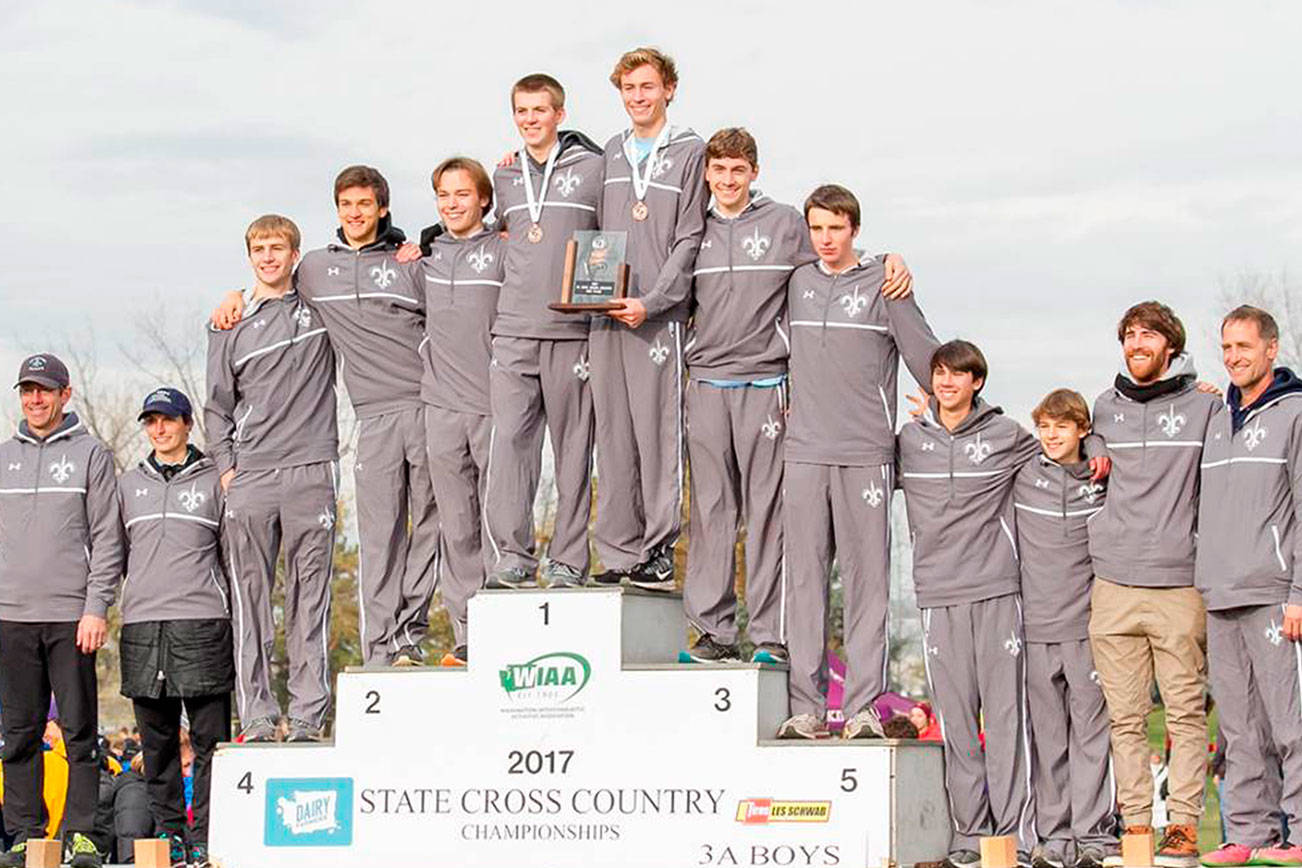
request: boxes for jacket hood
[420,222,498,257]
[1116,351,1197,387]
[1228,366,1302,431]
[557,128,603,156]
[923,396,1004,435]
[710,189,772,221]
[333,213,407,251]
[16,411,84,444]
[142,445,208,481]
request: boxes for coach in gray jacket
[119,388,231,866]
[1195,305,1302,861]
[0,354,123,868]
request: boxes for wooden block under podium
[24,839,60,868]
[979,836,1017,868]
[135,837,172,867]
[1121,831,1154,866]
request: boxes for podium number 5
[714,687,731,712]
[840,768,858,792]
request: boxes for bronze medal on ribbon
[527,223,544,243]
[631,201,649,222]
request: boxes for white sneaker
[842,706,885,739]
[776,713,829,740]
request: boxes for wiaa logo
[499,652,591,704]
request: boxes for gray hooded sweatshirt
[785,255,939,466]
[205,289,339,477]
[600,126,709,322]
[0,412,123,620]
[419,226,505,416]
[1013,453,1107,642]
[296,230,426,419]
[1089,354,1222,588]
[686,193,816,380]
[1196,388,1302,610]
[898,398,1040,608]
[118,455,229,624]
[493,140,604,340]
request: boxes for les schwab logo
[735,799,832,824]
[499,652,592,703]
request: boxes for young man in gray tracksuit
[216,167,437,668]
[1195,306,1302,864]
[0,354,123,868]
[483,74,603,590]
[206,214,340,740]
[777,184,934,739]
[899,340,1043,865]
[593,47,709,589]
[415,157,505,663]
[681,127,815,663]
[1088,301,1220,865]
[119,388,231,867]
[1013,389,1116,868]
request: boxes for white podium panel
[209,589,950,867]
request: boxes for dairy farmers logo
[264,778,353,848]
[499,652,591,704]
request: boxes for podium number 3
[713,687,731,712]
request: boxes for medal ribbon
[623,124,673,205]
[520,142,561,226]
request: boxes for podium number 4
[237,772,254,794]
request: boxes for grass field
[1146,706,1223,850]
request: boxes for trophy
[549,230,629,312]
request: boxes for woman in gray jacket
[118,388,232,868]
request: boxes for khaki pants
[1088,578,1207,827]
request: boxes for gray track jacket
[296,228,425,419]
[600,126,709,322]
[0,413,123,620]
[493,142,604,340]
[685,194,815,380]
[785,256,939,466]
[899,399,1040,608]
[1196,388,1302,610]
[1013,454,1106,641]
[419,226,505,416]
[205,290,339,477]
[118,455,228,623]
[1089,355,1222,588]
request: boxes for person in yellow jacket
[0,720,69,839]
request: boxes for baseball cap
[137,387,193,421]
[15,354,70,390]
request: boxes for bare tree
[119,294,210,445]
[1216,269,1302,367]
[48,325,146,472]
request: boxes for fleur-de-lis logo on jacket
[761,415,781,441]
[651,153,673,179]
[49,455,74,484]
[319,511,335,531]
[177,483,206,513]
[839,287,868,317]
[1004,631,1022,657]
[648,339,670,366]
[293,306,312,329]
[1078,482,1104,504]
[572,356,591,382]
[371,262,396,289]
[861,482,884,508]
[741,228,770,261]
[1267,619,1284,647]
[1157,403,1185,437]
[964,433,991,465]
[1244,418,1268,451]
[467,245,493,274]
[553,168,582,197]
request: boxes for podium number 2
[714,687,731,712]
[365,690,381,714]
[840,768,858,792]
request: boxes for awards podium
[209,588,950,867]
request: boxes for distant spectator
[909,702,943,741]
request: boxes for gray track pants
[783,462,892,719]
[484,336,593,574]
[224,461,336,727]
[1026,639,1116,859]
[683,381,785,645]
[589,319,685,571]
[922,594,1035,851]
[1208,604,1302,846]
[424,407,491,646]
[355,407,440,665]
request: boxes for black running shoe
[686,635,740,663]
[628,547,675,592]
[588,567,629,587]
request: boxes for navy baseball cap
[15,353,70,390]
[138,387,193,421]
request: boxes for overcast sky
[3,0,1300,424]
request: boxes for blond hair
[244,214,300,253]
[609,47,679,90]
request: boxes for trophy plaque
[549,230,629,312]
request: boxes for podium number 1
[539,602,550,625]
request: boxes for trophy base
[548,302,622,312]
